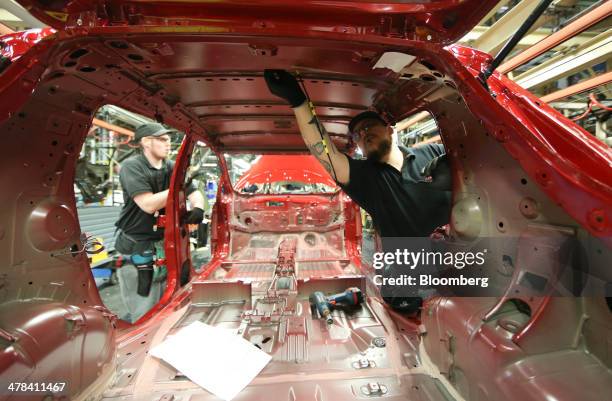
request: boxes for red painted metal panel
[234,155,337,190]
[15,0,497,44]
[0,27,55,61]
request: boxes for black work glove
[184,207,204,224]
[264,69,307,108]
[383,295,423,315]
[381,263,423,315]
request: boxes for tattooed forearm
[307,115,341,155]
[308,141,325,156]
[304,111,338,178]
[307,141,334,177]
[317,158,332,174]
[308,116,329,137]
[292,102,349,183]
[307,135,339,157]
[307,142,333,173]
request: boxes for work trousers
[117,262,166,323]
[115,238,167,323]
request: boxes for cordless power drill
[309,287,364,325]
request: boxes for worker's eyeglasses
[152,136,172,144]
[351,121,383,142]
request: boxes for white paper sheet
[150,321,272,401]
[372,52,416,73]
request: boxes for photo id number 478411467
[4,382,67,394]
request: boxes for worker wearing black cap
[264,70,452,313]
[114,123,204,322]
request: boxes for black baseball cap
[348,111,387,134]
[133,123,177,142]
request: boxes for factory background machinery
[0,1,610,400]
[1,0,608,315]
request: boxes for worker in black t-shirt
[264,70,452,313]
[114,123,204,322]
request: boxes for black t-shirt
[115,153,194,242]
[339,144,452,237]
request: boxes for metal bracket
[353,357,376,369]
[361,382,388,396]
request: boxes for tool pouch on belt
[152,241,167,283]
[116,231,167,295]
[131,251,155,297]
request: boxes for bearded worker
[264,70,452,313]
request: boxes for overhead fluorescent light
[0,9,21,21]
